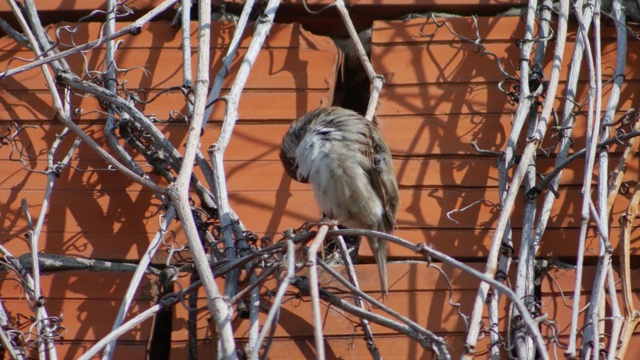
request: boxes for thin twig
[202,0,256,128]
[607,113,640,212]
[307,225,328,360]
[291,276,448,356]
[446,199,500,224]
[77,279,202,360]
[332,231,380,359]
[0,307,23,360]
[0,17,30,48]
[606,266,623,360]
[334,0,383,120]
[102,206,175,359]
[249,239,296,360]
[102,0,151,191]
[180,0,193,96]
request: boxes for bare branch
[334,0,383,120]
[202,0,256,127]
[568,0,602,355]
[307,225,328,360]
[207,1,280,341]
[332,230,380,359]
[102,206,175,359]
[616,180,640,358]
[250,238,296,360]
[168,0,237,357]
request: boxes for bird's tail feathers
[368,237,388,297]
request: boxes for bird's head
[280,112,314,183]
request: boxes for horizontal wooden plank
[112,20,335,50]
[373,16,528,44]
[0,160,168,192]
[179,263,496,300]
[541,292,640,338]
[0,271,154,300]
[224,187,633,231]
[0,21,336,52]
[37,342,148,360]
[0,159,274,192]
[317,262,495,293]
[253,0,526,4]
[376,80,640,116]
[0,230,190,263]
[372,15,621,45]
[541,266,640,295]
[0,122,290,162]
[0,89,332,122]
[153,187,633,233]
[0,188,166,234]
[378,113,633,156]
[392,156,638,189]
[4,48,337,91]
[1,299,152,341]
[372,40,637,85]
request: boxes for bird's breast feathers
[295,131,385,228]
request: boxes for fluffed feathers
[280,106,400,295]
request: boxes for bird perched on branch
[280,106,399,295]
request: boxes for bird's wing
[362,121,400,233]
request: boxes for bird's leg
[315,217,339,229]
[315,216,338,262]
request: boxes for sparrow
[280,106,400,295]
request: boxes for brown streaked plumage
[280,106,400,295]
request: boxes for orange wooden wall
[1,1,640,359]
